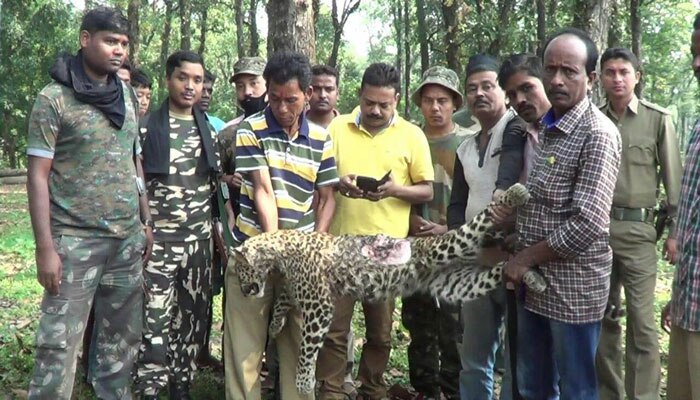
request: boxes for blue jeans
[516,305,601,400]
[459,286,511,400]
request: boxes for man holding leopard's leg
[497,28,621,400]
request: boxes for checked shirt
[517,98,621,324]
[671,119,700,331]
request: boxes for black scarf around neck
[49,50,126,129]
[141,100,219,177]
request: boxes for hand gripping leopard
[231,183,546,394]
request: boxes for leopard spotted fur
[231,183,545,394]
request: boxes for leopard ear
[232,246,248,263]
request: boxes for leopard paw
[500,183,530,208]
[268,316,286,338]
[523,269,547,293]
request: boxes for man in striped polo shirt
[223,51,338,400]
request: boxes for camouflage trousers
[28,232,146,400]
[401,293,461,400]
[135,239,212,395]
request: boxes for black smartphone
[356,170,391,192]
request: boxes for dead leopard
[231,183,546,394]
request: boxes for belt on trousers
[610,206,654,223]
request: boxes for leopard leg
[422,185,531,269]
[295,290,334,394]
[427,264,504,303]
[269,290,293,338]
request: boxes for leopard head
[232,234,282,298]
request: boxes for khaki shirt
[600,95,682,227]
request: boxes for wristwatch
[142,218,155,230]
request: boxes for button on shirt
[516,98,621,324]
[671,119,700,331]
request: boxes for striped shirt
[232,107,338,243]
[516,98,621,324]
[671,119,700,331]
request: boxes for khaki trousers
[667,324,700,400]
[223,265,313,400]
[317,295,395,400]
[596,220,660,400]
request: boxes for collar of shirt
[473,107,516,139]
[601,94,639,120]
[352,106,397,135]
[542,97,591,135]
[262,106,310,139]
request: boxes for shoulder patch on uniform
[639,99,672,115]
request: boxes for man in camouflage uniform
[26,7,152,399]
[401,66,469,400]
[135,50,219,399]
[596,47,683,400]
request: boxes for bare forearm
[314,190,335,233]
[27,171,53,251]
[254,189,278,233]
[392,182,433,204]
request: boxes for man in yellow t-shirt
[316,62,434,400]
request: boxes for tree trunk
[415,0,429,74]
[312,0,321,34]
[487,0,517,56]
[198,6,207,56]
[127,0,140,65]
[392,0,403,80]
[179,0,192,50]
[328,0,361,69]
[235,0,246,57]
[631,0,643,96]
[249,0,260,56]
[403,0,411,117]
[329,30,342,68]
[160,0,174,91]
[536,0,546,55]
[547,0,558,29]
[573,0,611,103]
[441,0,460,75]
[266,0,316,62]
[607,0,623,48]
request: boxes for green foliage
[0,0,697,163]
[0,0,78,168]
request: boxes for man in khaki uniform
[596,47,682,400]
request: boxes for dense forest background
[0,0,698,169]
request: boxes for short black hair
[311,64,340,86]
[600,47,640,72]
[694,12,700,30]
[166,50,205,78]
[543,28,598,75]
[204,70,216,84]
[361,63,400,94]
[131,69,152,89]
[263,52,312,91]
[80,7,129,36]
[498,53,542,89]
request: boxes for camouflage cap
[411,66,464,109]
[229,56,266,83]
